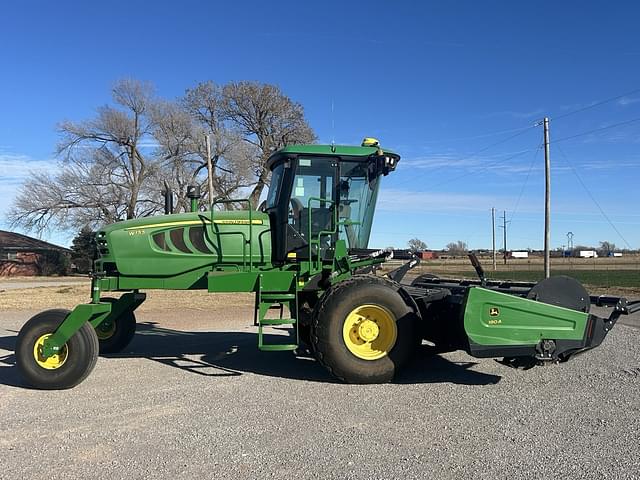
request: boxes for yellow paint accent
[342,304,397,360]
[125,220,209,230]
[124,218,262,231]
[287,252,297,258]
[362,137,380,147]
[212,219,263,225]
[33,334,68,370]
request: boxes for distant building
[419,251,439,260]
[509,251,529,259]
[0,230,71,276]
[578,250,598,258]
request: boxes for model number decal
[128,229,145,236]
[213,219,263,225]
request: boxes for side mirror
[368,154,399,182]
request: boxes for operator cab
[264,138,399,265]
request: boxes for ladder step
[259,344,298,352]
[261,293,296,301]
[260,318,296,326]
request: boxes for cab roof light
[362,137,380,147]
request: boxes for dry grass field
[0,278,253,313]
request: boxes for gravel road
[0,306,639,479]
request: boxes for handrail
[211,198,255,272]
[306,197,338,272]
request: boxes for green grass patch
[441,270,640,288]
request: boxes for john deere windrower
[15,138,639,388]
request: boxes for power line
[421,148,535,191]
[417,125,534,144]
[509,143,542,225]
[390,87,640,209]
[551,87,640,122]
[424,86,640,147]
[551,116,640,144]
[555,143,632,249]
[394,126,537,189]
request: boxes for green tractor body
[15,139,638,389]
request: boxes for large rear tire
[16,309,99,390]
[95,298,137,354]
[311,275,420,383]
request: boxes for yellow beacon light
[361,137,380,147]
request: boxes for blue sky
[1,1,639,250]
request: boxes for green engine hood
[96,210,272,277]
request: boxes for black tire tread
[16,309,99,389]
[97,298,137,354]
[311,274,419,383]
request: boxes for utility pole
[492,207,497,271]
[502,210,509,265]
[205,134,214,209]
[543,117,551,278]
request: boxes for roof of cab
[267,144,399,169]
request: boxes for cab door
[265,156,338,265]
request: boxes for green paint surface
[464,287,589,346]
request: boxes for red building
[0,230,71,276]
[419,251,439,260]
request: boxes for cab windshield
[338,161,379,249]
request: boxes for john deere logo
[489,307,500,317]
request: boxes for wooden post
[543,117,551,278]
[205,134,214,209]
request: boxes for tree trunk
[249,166,270,209]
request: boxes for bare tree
[57,79,158,220]
[407,238,428,252]
[598,241,616,256]
[149,99,205,212]
[446,240,468,256]
[10,79,162,232]
[9,78,317,233]
[180,82,254,207]
[10,152,133,231]
[222,81,316,207]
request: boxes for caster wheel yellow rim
[33,334,68,370]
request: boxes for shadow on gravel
[0,334,21,387]
[0,321,501,388]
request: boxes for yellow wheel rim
[95,320,116,340]
[33,334,68,370]
[342,304,397,360]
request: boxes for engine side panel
[463,287,589,346]
[98,211,272,277]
